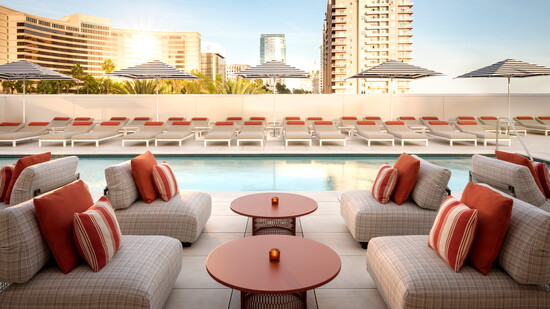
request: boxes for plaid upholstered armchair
[340,155,451,248]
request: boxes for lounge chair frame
[71,133,123,147]
[154,133,194,146]
[285,138,312,147]
[427,134,477,146]
[353,132,394,146]
[398,138,429,147]
[0,136,41,147]
[39,139,71,147]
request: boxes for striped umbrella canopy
[348,60,443,119]
[108,60,199,120]
[0,60,77,122]
[457,59,550,119]
[236,60,311,80]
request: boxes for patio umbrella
[0,60,77,122]
[236,60,310,121]
[348,60,443,120]
[108,60,199,120]
[456,59,550,119]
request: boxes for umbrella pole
[23,78,26,123]
[156,79,159,121]
[389,78,393,120]
[507,77,511,120]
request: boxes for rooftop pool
[0,155,473,193]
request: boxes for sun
[127,33,161,64]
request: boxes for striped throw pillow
[532,161,550,198]
[74,196,123,272]
[428,196,478,272]
[371,164,399,204]
[152,162,179,201]
[0,164,16,202]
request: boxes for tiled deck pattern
[163,191,388,309]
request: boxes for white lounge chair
[338,116,358,135]
[536,116,550,125]
[237,121,265,147]
[166,117,186,125]
[122,121,165,147]
[191,117,211,136]
[0,122,50,147]
[306,117,323,133]
[514,116,550,136]
[383,121,429,146]
[397,116,426,132]
[155,121,194,146]
[478,116,527,135]
[425,121,477,146]
[71,121,124,147]
[455,121,511,146]
[226,117,243,130]
[419,116,439,126]
[39,121,95,147]
[313,121,347,146]
[284,121,311,147]
[47,117,72,132]
[109,117,129,126]
[354,121,394,146]
[0,122,24,133]
[363,116,385,130]
[203,121,236,146]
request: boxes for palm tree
[1,81,16,94]
[70,64,85,93]
[218,78,270,94]
[122,80,165,94]
[101,59,115,74]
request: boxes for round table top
[206,235,341,294]
[230,193,318,219]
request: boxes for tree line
[0,60,309,95]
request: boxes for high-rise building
[200,53,226,79]
[226,64,251,80]
[260,34,286,64]
[321,0,413,94]
[0,5,201,76]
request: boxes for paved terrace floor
[0,133,549,161]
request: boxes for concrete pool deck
[0,133,549,161]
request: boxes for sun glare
[127,33,161,65]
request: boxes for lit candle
[271,197,279,205]
[269,248,280,262]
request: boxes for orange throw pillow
[34,180,94,273]
[131,151,158,203]
[461,182,513,275]
[4,152,51,204]
[495,151,544,195]
[392,153,420,205]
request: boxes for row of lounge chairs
[1,115,548,147]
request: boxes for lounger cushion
[367,235,550,309]
[204,132,234,139]
[131,151,159,204]
[285,132,311,139]
[104,161,140,210]
[155,132,192,140]
[0,131,44,140]
[0,199,51,283]
[410,155,451,210]
[34,180,94,274]
[0,235,182,309]
[114,191,212,243]
[316,131,345,139]
[238,131,264,139]
[74,196,123,272]
[122,132,158,140]
[392,153,420,205]
[428,196,478,272]
[340,190,438,243]
[461,183,513,275]
[71,132,116,140]
[357,131,393,139]
[4,152,51,204]
[495,151,544,194]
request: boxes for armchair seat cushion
[0,235,183,309]
[367,235,550,309]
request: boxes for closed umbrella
[456,59,550,119]
[0,60,77,122]
[236,61,310,121]
[348,60,443,119]
[108,60,199,120]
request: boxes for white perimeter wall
[1,94,549,122]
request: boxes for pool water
[0,155,472,193]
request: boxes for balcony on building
[331,17,347,24]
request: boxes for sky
[4,0,550,93]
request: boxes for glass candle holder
[269,248,280,262]
[271,197,279,205]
